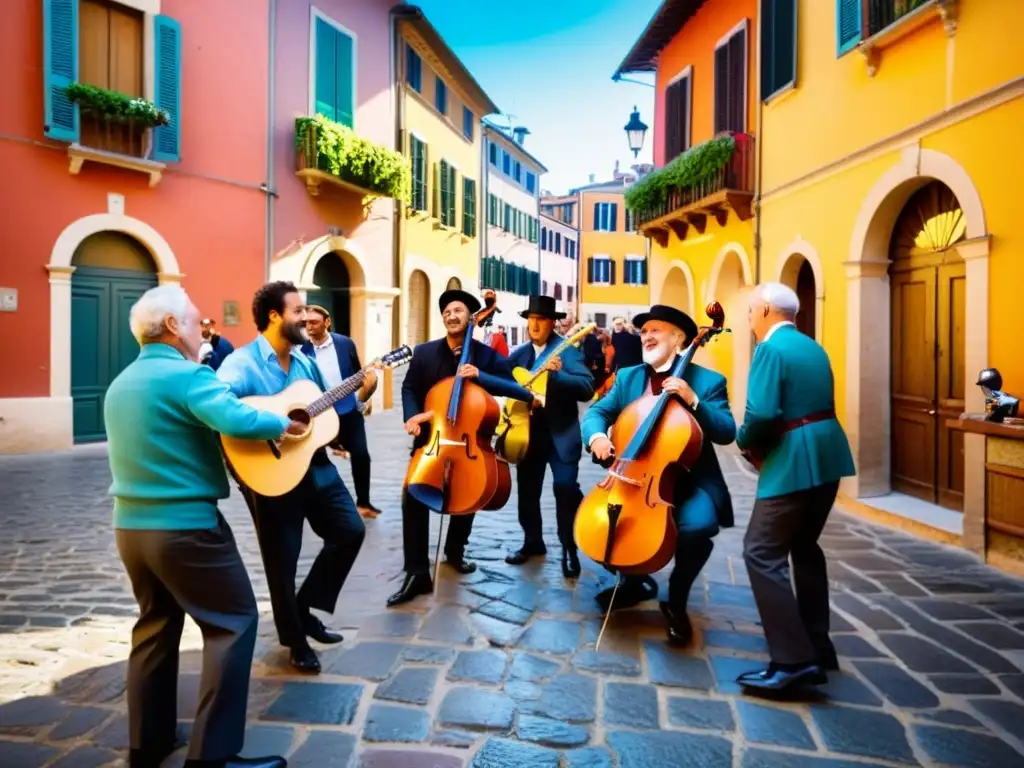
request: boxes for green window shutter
[433,162,441,218]
[335,28,354,127]
[43,0,79,142]
[762,0,797,99]
[153,15,182,162]
[314,17,337,120]
[836,0,862,55]
[462,178,476,237]
[448,165,458,226]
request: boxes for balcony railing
[628,132,755,245]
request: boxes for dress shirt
[217,333,326,398]
[310,334,344,390]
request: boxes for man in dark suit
[610,316,643,370]
[581,305,737,646]
[387,288,543,607]
[505,295,594,577]
[301,306,381,518]
[736,283,856,691]
[199,318,235,371]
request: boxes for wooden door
[407,270,430,346]
[71,267,157,442]
[936,260,966,509]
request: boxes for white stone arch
[401,252,475,343]
[705,241,755,424]
[776,235,825,342]
[844,144,990,500]
[47,213,181,407]
[659,259,696,316]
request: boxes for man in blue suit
[736,282,856,691]
[505,295,594,577]
[301,306,381,518]
[581,305,737,646]
[387,288,544,607]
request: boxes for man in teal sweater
[736,282,856,692]
[106,285,293,768]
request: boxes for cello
[403,302,509,515]
[574,303,729,575]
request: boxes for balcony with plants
[625,132,755,248]
[295,115,410,204]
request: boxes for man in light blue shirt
[106,284,288,768]
[218,281,364,675]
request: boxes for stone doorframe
[706,242,755,426]
[775,236,826,342]
[844,145,990,513]
[47,212,181,402]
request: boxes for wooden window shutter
[335,29,354,127]
[587,257,595,283]
[432,162,441,218]
[728,28,746,133]
[593,202,601,230]
[43,0,80,142]
[763,0,797,100]
[314,17,337,120]
[610,203,618,231]
[714,44,729,134]
[836,0,862,55]
[152,15,182,162]
[609,259,617,285]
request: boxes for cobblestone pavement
[3,396,1024,767]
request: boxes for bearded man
[580,305,736,646]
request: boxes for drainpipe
[390,7,403,348]
[264,0,277,281]
[482,127,489,293]
[753,14,764,289]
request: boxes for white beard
[642,342,673,368]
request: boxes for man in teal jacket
[737,282,856,692]
[581,305,736,647]
[105,285,292,768]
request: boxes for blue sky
[415,0,663,195]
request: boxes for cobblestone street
[3,398,1024,768]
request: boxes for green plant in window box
[296,114,410,204]
[624,134,736,219]
[63,83,169,158]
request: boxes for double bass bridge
[606,469,642,487]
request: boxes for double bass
[574,303,729,575]
[403,302,510,515]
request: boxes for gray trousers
[743,481,839,666]
[116,513,258,762]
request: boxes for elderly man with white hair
[735,282,855,692]
[104,284,295,768]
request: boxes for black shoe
[659,601,693,647]
[288,646,321,674]
[596,575,658,613]
[303,615,343,645]
[561,547,581,579]
[506,542,547,565]
[130,729,188,768]
[184,757,288,768]
[736,663,827,691]
[815,641,839,671]
[444,557,477,575]
[387,573,433,607]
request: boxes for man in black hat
[580,304,737,646]
[505,295,594,577]
[387,287,544,607]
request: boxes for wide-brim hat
[438,289,481,315]
[632,304,698,340]
[519,294,566,320]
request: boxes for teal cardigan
[105,343,291,530]
[737,324,856,499]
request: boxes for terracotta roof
[612,0,708,77]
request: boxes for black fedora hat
[519,295,566,320]
[438,288,481,314]
[632,304,698,340]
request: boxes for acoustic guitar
[222,345,412,497]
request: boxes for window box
[295,115,410,201]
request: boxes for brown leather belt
[780,408,836,434]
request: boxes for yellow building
[394,6,498,345]
[574,168,651,329]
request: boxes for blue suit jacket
[300,332,360,415]
[581,360,737,529]
[737,324,855,499]
[507,335,594,464]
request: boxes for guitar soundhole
[286,408,312,438]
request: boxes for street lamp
[624,106,648,158]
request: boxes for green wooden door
[71,267,157,442]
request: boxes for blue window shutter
[43,0,79,142]
[836,0,862,55]
[153,15,182,162]
[336,30,354,128]
[315,18,337,120]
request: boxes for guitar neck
[308,370,366,417]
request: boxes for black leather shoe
[736,663,827,691]
[129,727,188,767]
[304,615,343,645]
[659,601,693,647]
[818,652,839,672]
[387,573,433,607]
[184,756,287,768]
[289,646,321,674]
[506,542,547,565]
[444,557,477,575]
[561,547,581,578]
[596,575,658,612]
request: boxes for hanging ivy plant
[296,115,410,203]
[624,134,736,215]
[64,83,169,128]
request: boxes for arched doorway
[408,270,430,346]
[708,247,753,424]
[780,255,817,339]
[890,181,966,510]
[71,231,158,442]
[307,253,351,336]
[446,277,462,291]
[660,266,692,315]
